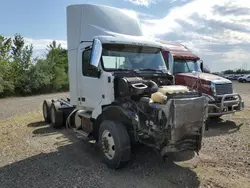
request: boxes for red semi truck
[158,40,244,119]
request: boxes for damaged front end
[137,92,208,157]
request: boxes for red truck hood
[176,72,232,84]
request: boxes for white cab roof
[67,4,144,50]
[95,34,163,48]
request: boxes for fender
[92,105,140,142]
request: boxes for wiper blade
[115,68,169,75]
[116,68,139,74]
[135,68,165,73]
[116,68,131,71]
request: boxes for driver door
[77,44,104,110]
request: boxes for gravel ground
[0,82,249,188]
[0,92,69,120]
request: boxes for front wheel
[99,120,131,169]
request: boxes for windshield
[101,44,168,72]
[173,59,201,74]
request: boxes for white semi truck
[42,4,208,169]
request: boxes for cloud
[222,47,250,64]
[126,0,188,6]
[126,0,158,7]
[169,0,189,4]
[213,4,250,16]
[23,37,67,59]
[140,0,250,71]
[16,0,250,71]
[23,38,67,51]
[143,0,250,36]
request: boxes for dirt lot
[0,82,249,188]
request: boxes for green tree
[45,40,68,91]
[0,35,14,96]
[0,35,12,61]
[0,34,69,98]
[11,33,35,95]
[223,69,250,74]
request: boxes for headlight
[210,82,216,95]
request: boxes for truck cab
[42,4,208,170]
[159,40,244,118]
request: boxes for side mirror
[200,60,204,72]
[167,51,174,74]
[90,38,102,68]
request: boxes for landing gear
[99,120,131,169]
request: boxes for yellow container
[158,85,189,95]
[151,92,168,104]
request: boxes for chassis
[42,89,207,169]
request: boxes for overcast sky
[0,0,249,72]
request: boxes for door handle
[78,97,85,101]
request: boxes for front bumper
[207,93,244,117]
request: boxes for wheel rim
[51,107,56,124]
[101,130,115,160]
[43,103,47,119]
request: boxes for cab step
[74,129,94,141]
[76,110,92,119]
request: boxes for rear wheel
[99,120,131,169]
[50,102,64,129]
[43,100,52,123]
[242,79,246,83]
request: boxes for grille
[215,83,233,95]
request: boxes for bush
[0,34,69,98]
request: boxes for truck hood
[176,72,232,84]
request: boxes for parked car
[231,75,241,80]
[238,75,250,83]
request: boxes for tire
[242,79,246,83]
[50,102,64,129]
[43,100,52,123]
[99,120,131,169]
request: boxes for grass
[0,110,43,126]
